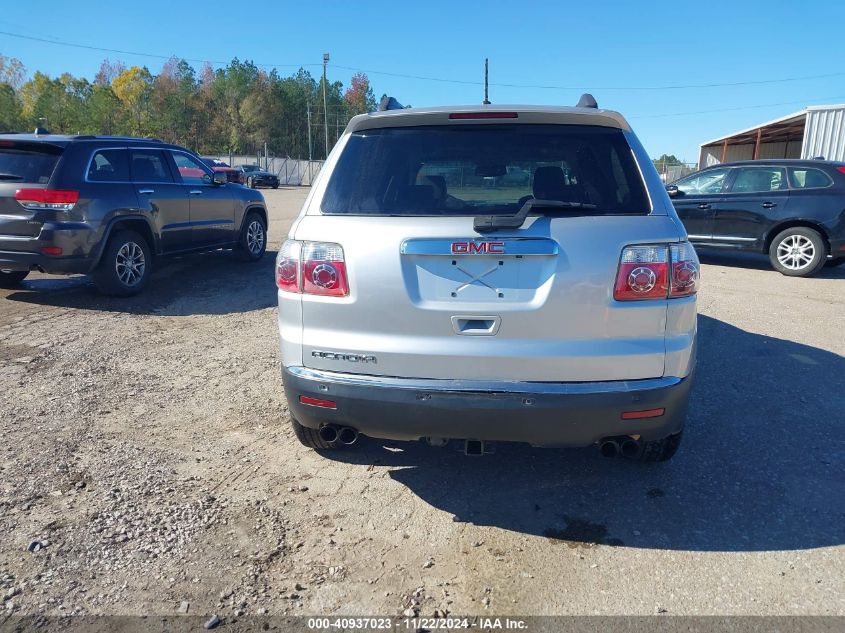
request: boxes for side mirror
[212,172,227,186]
[665,185,681,198]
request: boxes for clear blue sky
[2,0,844,163]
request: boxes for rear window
[321,124,650,216]
[0,143,62,184]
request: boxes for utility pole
[322,53,330,158]
[483,58,490,105]
[306,103,313,161]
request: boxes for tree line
[0,54,378,160]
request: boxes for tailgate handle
[451,316,501,336]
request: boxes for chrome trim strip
[401,238,559,256]
[688,235,756,242]
[286,366,682,395]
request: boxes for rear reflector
[621,408,665,420]
[299,395,337,409]
[837,166,845,175]
[40,246,63,256]
[448,112,518,120]
[15,189,79,211]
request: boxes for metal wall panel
[802,107,845,160]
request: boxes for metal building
[699,104,845,167]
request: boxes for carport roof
[700,110,808,147]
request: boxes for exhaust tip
[599,440,619,458]
[318,425,339,443]
[337,426,359,445]
[620,439,642,459]
[464,439,484,456]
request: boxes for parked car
[0,133,268,295]
[200,157,244,184]
[667,159,845,276]
[276,97,699,462]
[238,164,280,189]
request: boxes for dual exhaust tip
[318,424,359,445]
[599,437,642,459]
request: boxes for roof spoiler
[378,96,405,111]
[576,93,598,109]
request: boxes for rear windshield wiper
[0,173,24,181]
[474,198,598,232]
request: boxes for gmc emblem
[451,241,505,254]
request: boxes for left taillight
[276,239,349,297]
[15,189,79,211]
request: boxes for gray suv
[0,133,268,295]
[276,97,699,462]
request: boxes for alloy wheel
[776,235,815,271]
[115,242,146,286]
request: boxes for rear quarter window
[0,142,62,184]
[788,167,833,189]
[321,124,650,216]
[87,149,130,182]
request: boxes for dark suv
[667,159,845,276]
[0,134,268,295]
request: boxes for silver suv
[276,96,699,462]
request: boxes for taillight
[276,239,349,297]
[15,189,79,211]
[614,242,699,301]
[614,245,669,301]
[275,239,301,292]
[669,242,699,298]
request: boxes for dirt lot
[1,187,843,622]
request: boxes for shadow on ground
[321,315,845,552]
[3,249,278,316]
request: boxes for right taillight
[276,239,349,297]
[668,242,699,298]
[614,242,698,301]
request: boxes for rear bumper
[0,223,97,274]
[282,366,693,447]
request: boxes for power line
[3,28,845,92]
[331,64,845,92]
[0,30,320,69]
[629,94,845,119]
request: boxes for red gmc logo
[451,241,505,254]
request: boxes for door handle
[697,203,711,210]
[138,189,155,195]
[189,190,203,196]
[761,201,777,208]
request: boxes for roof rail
[576,93,598,109]
[378,96,405,111]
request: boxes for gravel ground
[0,187,843,622]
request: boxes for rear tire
[93,230,152,296]
[824,256,845,268]
[768,227,826,277]
[291,418,337,450]
[635,431,683,463]
[0,270,29,288]
[237,211,267,262]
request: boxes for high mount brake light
[15,189,79,211]
[276,239,349,297]
[448,112,519,120]
[614,242,699,301]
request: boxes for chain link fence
[206,154,325,186]
[657,162,698,183]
